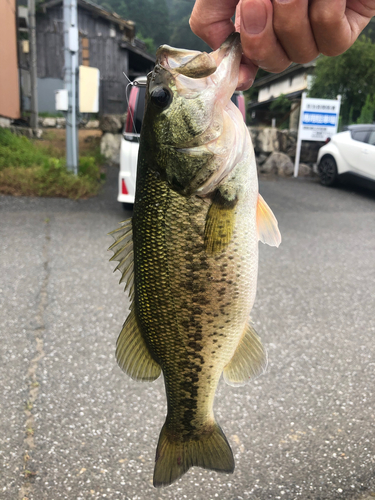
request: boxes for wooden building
[0,0,20,121]
[19,0,154,115]
[248,60,317,129]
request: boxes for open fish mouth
[156,32,242,99]
[158,34,246,196]
[157,32,241,80]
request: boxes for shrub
[0,130,103,198]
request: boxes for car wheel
[318,155,338,187]
[122,203,133,212]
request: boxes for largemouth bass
[109,32,281,487]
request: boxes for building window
[81,37,89,66]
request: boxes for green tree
[357,93,375,124]
[309,36,375,125]
[96,0,171,48]
[168,0,210,51]
[269,94,292,128]
[136,32,156,55]
[99,0,128,19]
[168,0,195,22]
[170,14,210,51]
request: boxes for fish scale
[132,154,259,460]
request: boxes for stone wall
[98,114,127,164]
[248,127,324,161]
[248,127,324,176]
[38,117,100,129]
[97,124,325,170]
[100,133,121,165]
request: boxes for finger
[239,0,291,72]
[272,0,319,63]
[237,55,259,90]
[190,0,239,50]
[310,0,375,56]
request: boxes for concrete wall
[0,0,20,119]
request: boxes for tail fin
[153,422,234,487]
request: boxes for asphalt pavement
[1,166,374,500]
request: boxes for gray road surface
[1,167,374,500]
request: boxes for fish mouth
[150,34,245,197]
[156,32,241,82]
[156,33,243,152]
[169,34,246,196]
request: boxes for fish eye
[150,86,172,109]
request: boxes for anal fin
[116,309,161,382]
[223,322,267,387]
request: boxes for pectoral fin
[256,194,281,247]
[116,309,161,382]
[223,322,267,386]
[204,192,237,255]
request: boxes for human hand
[190,0,375,90]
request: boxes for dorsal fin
[256,194,281,247]
[108,219,134,296]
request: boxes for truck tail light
[122,179,129,195]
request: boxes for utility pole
[28,0,38,131]
[63,0,79,174]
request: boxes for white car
[317,124,375,186]
[118,76,147,208]
[118,77,247,208]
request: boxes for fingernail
[242,0,267,35]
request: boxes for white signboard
[294,93,341,176]
[300,96,341,141]
[79,66,100,113]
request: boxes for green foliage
[357,93,374,124]
[79,155,105,181]
[168,0,194,22]
[269,94,291,128]
[166,0,210,50]
[136,32,156,55]
[309,36,375,126]
[0,128,48,170]
[96,0,171,47]
[100,0,128,19]
[169,14,210,51]
[0,129,102,198]
[95,0,212,51]
[269,94,290,114]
